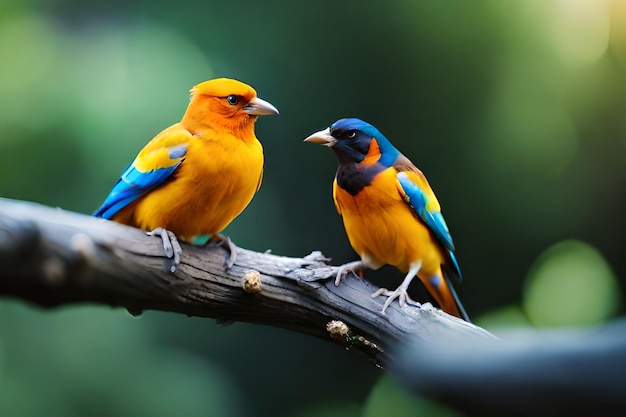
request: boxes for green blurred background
[1,0,625,415]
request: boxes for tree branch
[0,197,493,365]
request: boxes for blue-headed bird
[304,118,469,320]
[94,78,279,271]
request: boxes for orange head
[182,78,279,136]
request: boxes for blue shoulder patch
[168,144,187,159]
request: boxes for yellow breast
[118,133,263,241]
[334,168,444,274]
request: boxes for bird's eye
[347,131,356,138]
[227,95,239,105]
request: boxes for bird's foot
[371,286,421,315]
[208,234,238,269]
[335,260,363,286]
[147,227,182,273]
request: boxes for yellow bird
[94,78,279,271]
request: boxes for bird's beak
[244,97,280,116]
[303,128,336,146]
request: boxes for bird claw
[147,227,182,273]
[334,261,363,286]
[371,287,421,314]
[302,251,332,264]
[208,234,238,269]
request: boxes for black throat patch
[336,162,386,196]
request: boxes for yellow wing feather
[133,124,192,172]
[393,155,442,214]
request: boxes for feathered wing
[395,160,469,321]
[94,126,190,219]
[393,155,453,243]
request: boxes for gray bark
[0,197,492,366]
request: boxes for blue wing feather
[397,172,462,281]
[397,172,455,252]
[94,146,186,219]
[447,249,462,281]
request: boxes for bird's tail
[426,267,470,322]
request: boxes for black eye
[347,131,356,138]
[227,95,239,105]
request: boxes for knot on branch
[242,270,262,293]
[326,319,383,355]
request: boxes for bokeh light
[524,239,620,327]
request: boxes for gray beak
[244,96,279,116]
[303,127,336,146]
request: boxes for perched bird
[94,78,278,271]
[304,118,469,320]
